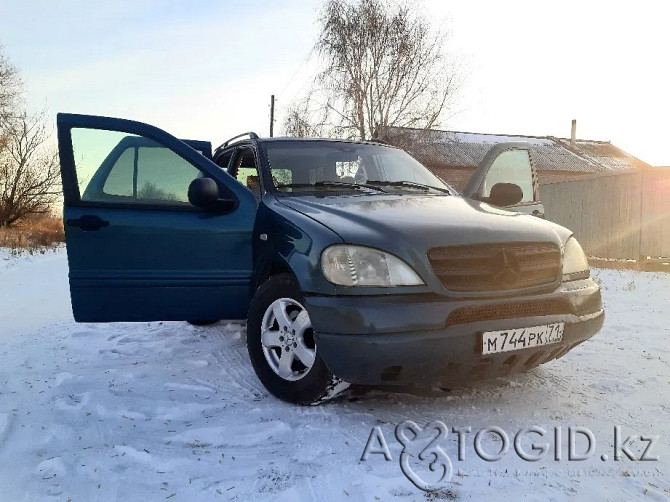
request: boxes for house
[378,123,651,192]
[379,123,670,262]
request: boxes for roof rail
[215,132,259,152]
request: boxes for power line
[277,48,313,99]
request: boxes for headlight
[321,245,424,287]
[562,237,590,281]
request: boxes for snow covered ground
[0,248,669,501]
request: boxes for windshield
[264,141,452,195]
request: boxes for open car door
[462,142,545,218]
[57,113,257,322]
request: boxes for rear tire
[247,274,348,405]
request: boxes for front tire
[247,274,348,405]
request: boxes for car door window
[231,148,258,186]
[102,147,135,196]
[230,148,266,205]
[481,149,534,203]
[72,128,203,206]
[216,150,233,170]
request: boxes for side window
[102,148,134,196]
[72,128,203,205]
[216,150,233,170]
[232,148,259,189]
[481,149,534,203]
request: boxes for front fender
[252,195,343,295]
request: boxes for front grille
[428,242,561,292]
[446,299,570,326]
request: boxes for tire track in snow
[0,413,13,452]
[202,324,268,401]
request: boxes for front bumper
[305,279,604,386]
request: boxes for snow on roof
[379,126,650,173]
[555,138,650,171]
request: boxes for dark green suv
[56,113,604,404]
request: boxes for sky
[1,0,669,165]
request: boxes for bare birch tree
[284,0,461,140]
[0,111,60,226]
[0,46,60,226]
[0,47,22,123]
[283,99,326,139]
[1,45,23,152]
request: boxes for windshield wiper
[366,180,451,194]
[276,183,315,189]
[315,181,386,192]
[276,181,386,192]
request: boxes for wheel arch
[251,258,297,295]
[251,195,344,298]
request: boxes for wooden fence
[539,170,670,260]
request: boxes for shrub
[0,215,64,254]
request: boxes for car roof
[217,135,393,150]
[257,136,392,147]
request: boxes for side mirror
[188,178,236,212]
[488,182,523,207]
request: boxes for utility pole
[269,94,275,137]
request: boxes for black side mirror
[488,182,524,207]
[188,178,236,212]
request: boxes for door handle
[66,215,110,231]
[532,210,545,219]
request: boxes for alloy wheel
[260,298,316,381]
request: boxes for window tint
[481,149,534,203]
[71,128,202,205]
[102,147,134,196]
[135,146,200,202]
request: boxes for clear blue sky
[1,0,669,165]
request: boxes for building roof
[379,126,651,174]
[554,138,650,171]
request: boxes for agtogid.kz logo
[360,421,660,492]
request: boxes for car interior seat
[246,175,262,204]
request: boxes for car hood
[278,194,572,254]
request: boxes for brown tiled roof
[379,127,651,174]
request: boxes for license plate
[482,323,564,355]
